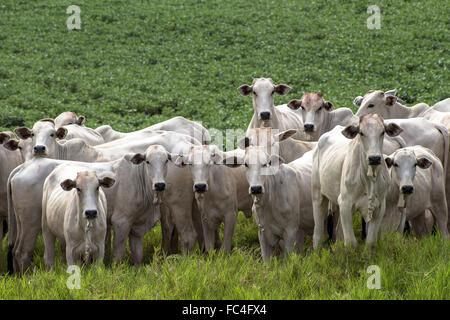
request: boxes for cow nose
[34,145,46,154]
[154,182,166,191]
[304,123,314,132]
[368,156,381,165]
[250,185,263,194]
[84,210,98,219]
[260,112,271,120]
[401,185,414,195]
[194,183,207,192]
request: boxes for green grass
[0,0,449,299]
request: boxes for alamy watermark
[367,5,381,29]
[67,5,81,30]
[366,265,381,289]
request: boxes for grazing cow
[432,98,450,112]
[175,144,252,252]
[8,132,201,272]
[238,128,316,162]
[286,92,356,141]
[382,146,448,237]
[95,116,211,145]
[312,114,403,248]
[238,78,309,140]
[54,112,86,128]
[227,147,314,261]
[42,170,115,269]
[354,89,429,118]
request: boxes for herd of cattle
[1,77,449,273]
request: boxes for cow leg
[313,195,329,249]
[429,206,449,238]
[104,224,112,260]
[283,227,299,253]
[258,231,273,262]
[42,229,56,270]
[222,211,237,253]
[15,224,40,273]
[365,201,386,247]
[409,215,428,238]
[60,240,67,265]
[160,204,175,254]
[169,203,197,253]
[0,217,3,244]
[129,234,144,266]
[214,229,221,249]
[169,227,179,254]
[338,198,357,247]
[112,220,131,264]
[66,244,78,266]
[202,219,217,253]
[192,199,204,249]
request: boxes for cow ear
[276,129,297,142]
[237,137,250,149]
[76,116,86,126]
[170,154,187,167]
[353,96,364,107]
[384,123,403,137]
[0,132,12,144]
[324,101,334,111]
[287,99,302,110]
[128,153,146,165]
[342,125,359,139]
[55,127,68,139]
[417,157,432,169]
[3,139,19,151]
[385,157,394,168]
[237,84,253,96]
[15,127,32,140]
[60,179,76,191]
[99,176,115,189]
[274,84,291,95]
[385,89,397,97]
[385,95,397,106]
[222,155,244,168]
[210,148,224,164]
[269,154,284,166]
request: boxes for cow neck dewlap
[84,219,94,263]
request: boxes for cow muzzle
[33,145,47,155]
[194,183,207,193]
[368,155,381,166]
[154,182,166,191]
[304,123,315,132]
[401,185,414,195]
[84,210,98,219]
[250,185,263,195]
[260,112,271,121]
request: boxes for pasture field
[0,0,449,299]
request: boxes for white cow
[354,89,429,118]
[175,145,252,252]
[95,116,211,145]
[286,92,356,141]
[227,146,314,261]
[54,112,86,128]
[312,114,403,248]
[238,78,309,140]
[42,170,115,268]
[382,146,448,237]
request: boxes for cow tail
[436,124,449,174]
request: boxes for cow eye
[394,163,399,167]
[253,91,257,97]
[31,133,35,137]
[318,106,322,111]
[368,104,375,108]
[76,187,81,192]
[244,162,248,168]
[50,133,54,137]
[146,160,149,164]
[271,90,275,95]
[360,132,365,137]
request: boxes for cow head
[14,119,67,157]
[354,89,399,118]
[238,78,291,123]
[287,92,334,135]
[60,171,115,220]
[126,145,176,193]
[385,148,432,195]
[3,136,34,161]
[237,128,297,154]
[181,145,224,193]
[342,114,402,167]
[55,111,86,128]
